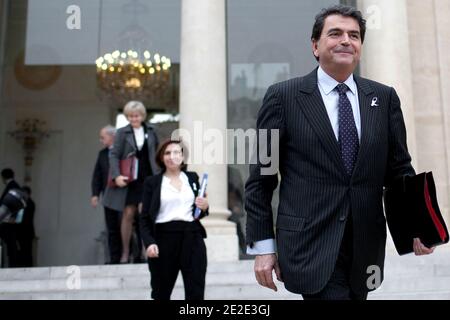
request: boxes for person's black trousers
[302,213,368,300]
[0,223,19,268]
[17,234,33,267]
[147,221,207,300]
[104,206,122,264]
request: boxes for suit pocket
[276,215,306,232]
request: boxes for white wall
[0,0,113,266]
[1,66,114,265]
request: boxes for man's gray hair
[102,125,116,136]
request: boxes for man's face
[99,129,114,148]
[312,14,362,72]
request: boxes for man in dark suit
[0,168,21,267]
[245,5,434,300]
[91,125,122,264]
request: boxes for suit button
[339,215,347,222]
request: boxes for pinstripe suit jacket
[245,68,415,295]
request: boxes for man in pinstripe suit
[245,5,434,300]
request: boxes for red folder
[383,172,449,255]
[107,156,138,188]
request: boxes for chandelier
[96,49,172,105]
[9,119,49,183]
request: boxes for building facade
[0,0,449,266]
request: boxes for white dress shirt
[155,172,195,224]
[133,126,145,150]
[317,66,361,142]
[246,66,361,255]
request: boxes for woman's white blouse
[133,126,145,150]
[155,172,195,223]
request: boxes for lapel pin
[371,97,379,107]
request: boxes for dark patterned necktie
[336,83,359,176]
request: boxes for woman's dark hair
[156,139,188,172]
[311,5,366,43]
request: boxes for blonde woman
[103,101,160,263]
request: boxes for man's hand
[90,196,99,208]
[254,253,283,291]
[413,238,435,255]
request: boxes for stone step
[2,284,450,300]
[0,261,255,281]
[1,249,450,300]
[2,272,450,295]
[369,290,450,300]
[0,285,299,300]
[1,251,450,282]
[0,272,262,293]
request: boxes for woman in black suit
[140,139,209,300]
[103,101,159,263]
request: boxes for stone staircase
[1,247,450,300]
[369,247,450,300]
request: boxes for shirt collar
[317,66,357,96]
[163,171,188,183]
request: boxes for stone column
[357,0,417,164]
[420,0,450,226]
[357,0,418,252]
[179,0,239,261]
[435,0,450,155]
[0,0,8,169]
[0,0,7,101]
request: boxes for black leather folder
[383,172,449,255]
